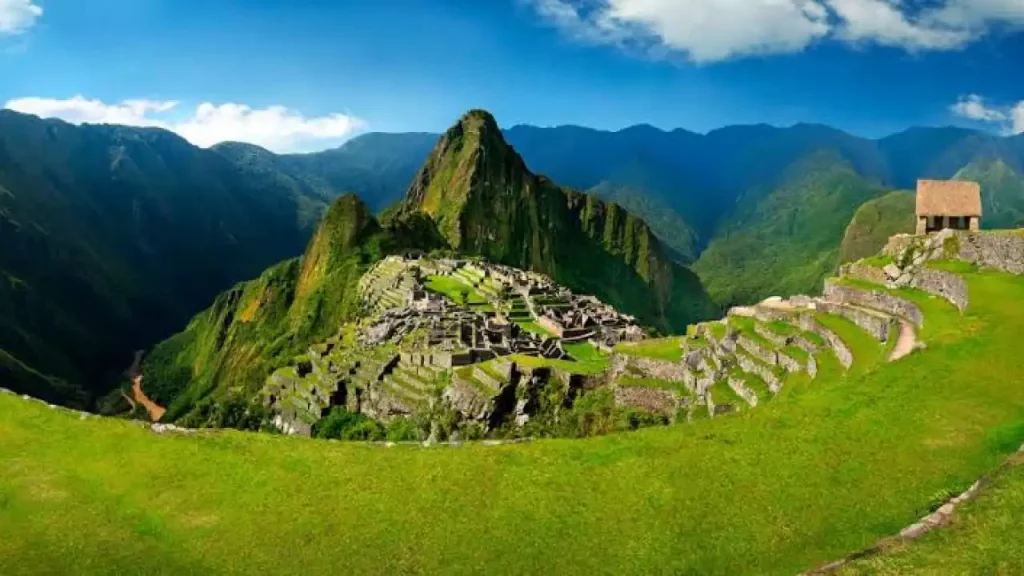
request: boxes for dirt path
[126,350,166,422]
[888,320,917,362]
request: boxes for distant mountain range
[4,106,1024,408]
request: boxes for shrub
[385,417,421,442]
[314,407,384,441]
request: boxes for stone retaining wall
[824,280,924,327]
[806,354,818,378]
[911,268,969,311]
[954,231,1024,274]
[728,376,758,407]
[611,354,689,382]
[735,352,781,393]
[776,351,801,374]
[842,262,889,285]
[797,317,854,369]
[753,323,789,347]
[737,335,778,367]
[613,386,679,418]
[816,301,893,342]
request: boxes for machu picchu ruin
[260,225,1018,442]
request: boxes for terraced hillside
[3,230,1024,574]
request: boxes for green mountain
[143,195,441,424]
[955,158,1024,229]
[837,190,916,265]
[399,110,716,332]
[0,111,335,407]
[693,151,887,305]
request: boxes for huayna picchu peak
[401,110,717,334]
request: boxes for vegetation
[4,267,1024,573]
[694,152,887,306]
[142,195,443,423]
[837,190,916,265]
[613,337,684,361]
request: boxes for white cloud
[3,96,368,153]
[0,0,41,34]
[1011,102,1024,136]
[526,0,1024,63]
[950,94,1024,135]
[828,0,972,50]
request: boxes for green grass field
[613,336,684,361]
[424,275,492,309]
[3,268,1024,574]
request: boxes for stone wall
[443,380,492,420]
[613,386,679,418]
[737,335,778,367]
[776,351,801,374]
[806,354,818,378]
[753,323,789,347]
[728,376,757,407]
[842,262,889,285]
[611,354,689,382]
[954,231,1024,274]
[797,317,853,369]
[735,351,781,393]
[823,280,924,327]
[910,268,969,311]
[816,301,893,342]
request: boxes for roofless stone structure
[915,179,981,234]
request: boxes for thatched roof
[916,179,982,217]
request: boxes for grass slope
[3,269,1024,573]
[837,190,916,265]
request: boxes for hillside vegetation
[3,246,1024,574]
[837,190,916,265]
[0,111,335,407]
[141,195,442,425]
[694,152,886,305]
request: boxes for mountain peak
[401,109,528,247]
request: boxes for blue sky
[1,0,1023,152]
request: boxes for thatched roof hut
[915,179,982,234]
[916,180,982,217]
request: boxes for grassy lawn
[510,350,610,375]
[424,275,491,308]
[2,270,1024,574]
[563,341,605,363]
[514,320,554,338]
[840,453,1024,575]
[613,337,684,361]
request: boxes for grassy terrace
[2,269,1024,574]
[613,336,684,361]
[424,275,493,310]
